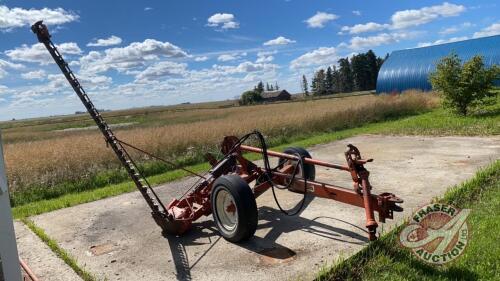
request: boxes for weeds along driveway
[23,135,500,281]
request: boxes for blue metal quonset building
[376,35,500,94]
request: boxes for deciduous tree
[430,53,499,115]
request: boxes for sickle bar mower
[32,21,403,242]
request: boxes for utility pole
[0,130,22,281]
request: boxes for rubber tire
[211,175,258,242]
[280,147,316,181]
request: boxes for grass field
[316,160,500,281]
[3,92,437,207]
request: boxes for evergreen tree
[366,50,379,90]
[275,82,279,90]
[325,66,334,94]
[266,82,270,91]
[351,53,370,91]
[338,58,353,92]
[256,81,264,93]
[302,75,309,96]
[270,84,274,91]
[332,66,341,93]
[312,69,326,95]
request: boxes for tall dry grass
[4,93,437,194]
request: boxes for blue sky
[0,1,499,120]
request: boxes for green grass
[11,100,499,218]
[21,218,97,281]
[316,160,500,281]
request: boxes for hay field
[2,92,437,198]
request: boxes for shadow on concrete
[163,195,368,281]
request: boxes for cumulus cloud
[194,56,209,62]
[217,52,246,62]
[47,73,112,90]
[256,51,276,63]
[79,39,187,73]
[473,23,500,38]
[391,2,465,29]
[207,13,239,30]
[87,35,123,47]
[352,10,361,16]
[305,12,339,28]
[0,5,78,30]
[21,70,46,80]
[340,2,465,34]
[439,22,472,35]
[135,61,188,82]
[0,59,24,78]
[5,42,82,64]
[234,61,276,73]
[217,54,237,62]
[263,36,296,46]
[339,22,390,35]
[290,47,339,69]
[344,32,418,50]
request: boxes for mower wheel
[279,147,316,181]
[211,175,258,242]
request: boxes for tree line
[302,50,387,96]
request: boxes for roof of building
[260,90,290,98]
[376,35,500,93]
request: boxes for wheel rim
[215,189,238,233]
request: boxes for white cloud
[135,61,187,82]
[0,59,24,78]
[5,42,82,64]
[345,32,419,50]
[47,73,112,90]
[290,47,339,69]
[439,22,472,35]
[207,13,239,30]
[256,51,276,63]
[79,39,187,73]
[305,12,339,28]
[391,2,465,29]
[87,35,123,47]
[352,10,361,16]
[263,36,296,46]
[417,36,468,47]
[217,54,237,62]
[234,61,277,73]
[217,52,246,62]
[473,23,500,38]
[21,70,46,80]
[340,2,466,35]
[194,56,209,62]
[0,5,78,30]
[339,22,390,34]
[144,7,153,11]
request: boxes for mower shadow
[164,195,368,281]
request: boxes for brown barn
[260,90,291,102]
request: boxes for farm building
[260,90,291,102]
[376,35,500,93]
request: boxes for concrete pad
[31,135,499,281]
[14,221,82,281]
